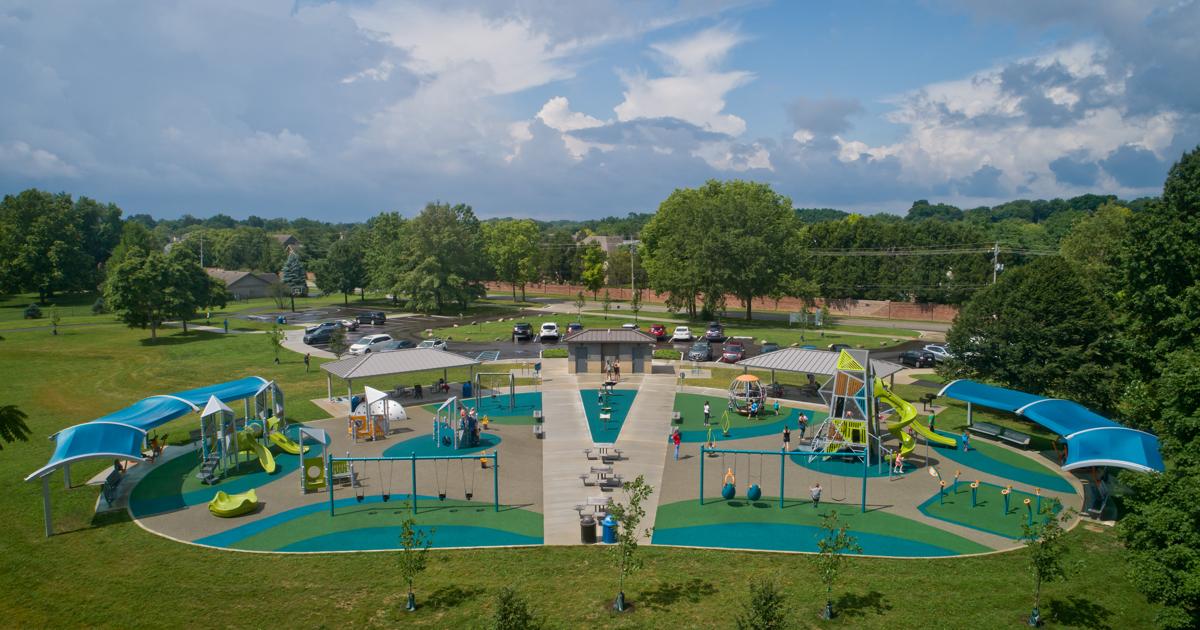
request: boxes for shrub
[653,349,681,360]
[735,579,791,630]
[23,303,42,319]
[92,297,106,314]
[489,587,542,630]
[540,348,567,358]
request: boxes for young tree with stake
[1021,500,1073,626]
[397,516,433,611]
[609,475,654,612]
[812,510,861,620]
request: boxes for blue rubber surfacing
[580,388,637,443]
[652,522,960,557]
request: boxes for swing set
[699,445,868,512]
[474,372,516,412]
[327,451,499,516]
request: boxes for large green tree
[281,251,307,311]
[943,255,1122,412]
[1059,201,1131,292]
[104,249,218,340]
[368,203,488,312]
[0,189,106,300]
[579,242,607,299]
[315,235,367,304]
[483,219,540,301]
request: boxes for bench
[599,475,624,490]
[672,411,682,424]
[967,421,1032,448]
[919,393,937,411]
[101,469,123,506]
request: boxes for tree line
[943,146,1200,628]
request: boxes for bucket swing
[746,454,763,501]
[461,459,476,501]
[353,462,365,503]
[722,465,737,500]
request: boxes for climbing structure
[809,349,874,461]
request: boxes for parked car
[418,338,447,351]
[304,322,335,335]
[721,340,745,363]
[539,322,560,341]
[671,326,694,342]
[923,344,952,362]
[686,341,712,361]
[302,323,341,345]
[348,333,392,355]
[512,322,534,341]
[356,311,386,325]
[376,339,416,353]
[622,323,639,331]
[567,322,584,334]
[649,324,667,340]
[898,350,936,368]
[799,344,818,350]
[705,321,726,342]
[340,319,359,332]
[829,343,852,352]
[760,341,781,354]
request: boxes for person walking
[672,429,682,461]
[304,352,311,373]
[893,452,905,475]
[798,412,808,440]
[810,482,822,509]
[703,400,711,426]
[961,429,970,452]
[613,359,621,382]
[783,425,791,451]
[223,318,229,334]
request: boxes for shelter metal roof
[25,422,147,481]
[321,348,480,380]
[562,328,657,344]
[735,348,903,379]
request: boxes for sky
[1,0,1198,221]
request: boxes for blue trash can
[601,515,617,544]
[276,315,287,324]
[462,381,473,398]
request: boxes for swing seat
[721,483,736,500]
[747,484,762,501]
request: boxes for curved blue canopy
[28,376,272,482]
[938,379,1164,473]
[25,422,147,481]
[1065,427,1164,474]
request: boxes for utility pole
[991,242,999,284]
[200,233,205,268]
[630,239,638,323]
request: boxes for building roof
[562,328,657,344]
[735,347,903,379]
[321,348,480,380]
[272,234,298,244]
[205,268,278,286]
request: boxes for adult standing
[613,359,621,382]
[304,352,311,373]
[798,411,809,440]
[810,482,822,509]
[782,425,791,451]
[672,428,682,461]
[703,400,711,426]
[961,429,970,452]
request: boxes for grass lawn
[0,318,1160,627]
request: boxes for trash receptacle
[601,515,617,544]
[462,381,473,398]
[276,315,287,324]
[580,515,596,544]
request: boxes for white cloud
[613,26,753,136]
[535,96,609,158]
[341,60,395,84]
[0,141,78,178]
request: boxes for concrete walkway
[610,371,676,541]
[538,360,595,545]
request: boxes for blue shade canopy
[28,377,272,482]
[938,379,1164,473]
[937,380,1044,413]
[90,376,269,431]
[1065,427,1164,474]
[25,422,147,481]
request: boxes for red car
[649,324,667,340]
[721,340,746,362]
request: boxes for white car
[923,344,952,362]
[539,322,560,341]
[418,338,447,351]
[348,333,392,355]
[672,326,693,342]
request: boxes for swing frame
[699,445,868,512]
[327,452,499,516]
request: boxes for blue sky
[1,0,1197,220]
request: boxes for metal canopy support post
[779,447,786,509]
[411,453,417,515]
[41,475,52,537]
[699,445,705,505]
[967,402,973,427]
[326,373,332,400]
[63,463,71,489]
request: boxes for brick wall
[488,281,959,323]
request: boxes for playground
[23,342,1160,564]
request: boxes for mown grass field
[0,311,1158,627]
